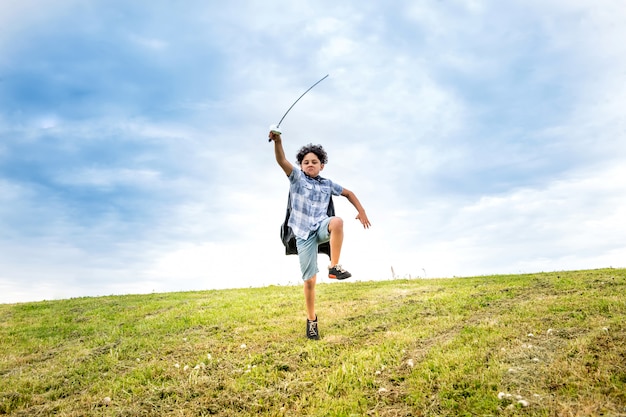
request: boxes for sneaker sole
[328,274,351,280]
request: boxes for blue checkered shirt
[288,168,343,240]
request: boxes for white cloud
[386,162,626,277]
[0,0,77,41]
[129,34,169,51]
[54,168,162,188]
[1,1,625,303]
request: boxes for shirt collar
[304,173,323,182]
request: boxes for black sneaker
[306,316,320,340]
[328,264,352,280]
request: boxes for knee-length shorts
[295,217,332,281]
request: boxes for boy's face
[300,152,324,177]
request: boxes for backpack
[280,192,335,256]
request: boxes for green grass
[1,268,625,416]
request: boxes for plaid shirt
[288,168,343,240]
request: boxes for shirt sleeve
[289,167,302,184]
[329,179,343,196]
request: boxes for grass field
[1,268,625,416]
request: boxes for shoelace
[333,264,346,273]
[308,321,318,337]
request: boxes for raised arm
[341,187,371,229]
[269,131,293,177]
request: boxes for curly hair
[296,143,328,165]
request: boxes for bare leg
[328,217,344,267]
[304,274,317,321]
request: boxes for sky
[1,0,625,304]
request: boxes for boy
[269,130,371,340]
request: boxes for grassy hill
[1,268,625,416]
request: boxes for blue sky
[1,0,625,303]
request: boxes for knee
[329,216,344,231]
[304,275,317,288]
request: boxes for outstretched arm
[269,131,293,177]
[341,188,371,229]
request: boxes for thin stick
[268,74,329,141]
[277,74,329,128]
